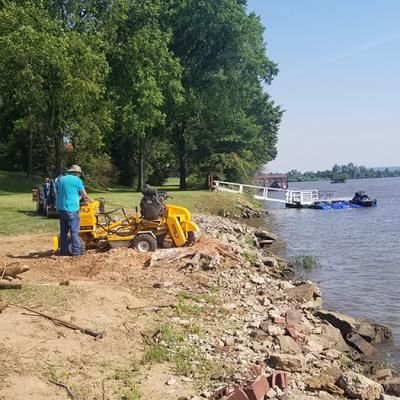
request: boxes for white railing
[285,190,319,205]
[213,180,320,206]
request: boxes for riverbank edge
[190,206,399,400]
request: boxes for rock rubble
[167,214,398,400]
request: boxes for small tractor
[32,178,58,218]
[53,189,199,254]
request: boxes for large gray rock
[347,333,377,356]
[315,310,359,336]
[269,353,306,372]
[286,283,320,303]
[384,378,400,397]
[374,369,393,383]
[315,310,392,344]
[276,335,302,354]
[337,371,383,400]
[320,323,351,352]
[357,319,392,343]
[254,229,277,241]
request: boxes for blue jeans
[59,210,80,256]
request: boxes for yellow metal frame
[53,198,199,252]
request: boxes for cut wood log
[0,279,22,289]
[0,300,8,313]
[0,263,29,279]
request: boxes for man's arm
[80,188,88,201]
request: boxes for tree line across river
[288,163,400,182]
[0,0,282,190]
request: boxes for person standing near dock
[56,165,88,256]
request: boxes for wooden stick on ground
[1,262,6,279]
[49,380,77,400]
[10,302,105,340]
[126,303,174,312]
[215,245,241,262]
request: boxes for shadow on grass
[16,210,42,217]
[7,250,54,259]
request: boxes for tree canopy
[0,0,282,189]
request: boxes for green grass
[291,254,320,270]
[0,170,43,194]
[0,170,262,236]
[1,283,78,310]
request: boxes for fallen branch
[215,245,241,262]
[49,380,77,400]
[10,302,105,340]
[126,303,174,312]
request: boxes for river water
[260,177,400,363]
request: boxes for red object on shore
[244,375,269,400]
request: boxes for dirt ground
[0,233,223,400]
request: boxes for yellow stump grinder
[53,189,199,254]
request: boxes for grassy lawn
[0,170,259,236]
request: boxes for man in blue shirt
[56,165,88,256]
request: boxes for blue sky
[247,0,400,172]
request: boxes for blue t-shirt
[56,175,84,212]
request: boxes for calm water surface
[261,177,400,362]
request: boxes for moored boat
[349,191,377,207]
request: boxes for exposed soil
[0,233,221,400]
[0,218,396,400]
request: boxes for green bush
[81,156,116,190]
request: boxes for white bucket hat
[67,165,83,175]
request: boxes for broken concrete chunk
[269,353,306,372]
[320,323,351,352]
[374,368,393,383]
[337,371,383,400]
[276,335,302,354]
[285,283,319,303]
[304,375,344,395]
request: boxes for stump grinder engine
[53,189,199,254]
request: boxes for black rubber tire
[187,231,197,244]
[132,233,157,253]
[36,193,44,215]
[156,234,166,248]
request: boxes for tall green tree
[108,0,182,190]
[0,2,110,175]
[164,0,281,188]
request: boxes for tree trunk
[178,122,187,190]
[137,139,145,192]
[27,129,33,179]
[54,134,63,175]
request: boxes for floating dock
[213,181,376,209]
